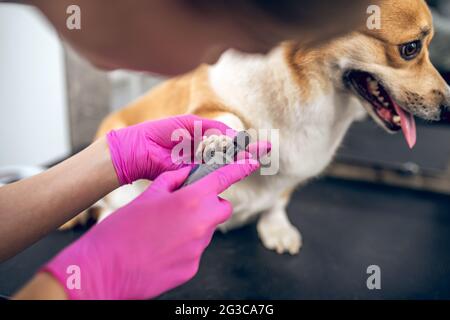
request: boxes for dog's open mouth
[345,70,417,148]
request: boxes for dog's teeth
[393,115,401,125]
[368,80,378,92]
[383,102,390,107]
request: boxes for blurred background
[1,1,450,299]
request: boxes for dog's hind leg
[256,189,302,255]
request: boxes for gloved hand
[41,151,264,300]
[107,115,234,185]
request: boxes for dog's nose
[440,105,450,122]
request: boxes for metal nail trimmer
[181,131,251,187]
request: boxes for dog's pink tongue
[393,101,417,149]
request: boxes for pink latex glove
[107,115,233,185]
[41,153,263,300]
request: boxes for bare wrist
[91,136,121,190]
[13,272,68,300]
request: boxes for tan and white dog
[64,0,450,255]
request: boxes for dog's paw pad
[257,219,302,255]
[195,135,234,163]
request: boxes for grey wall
[64,46,111,151]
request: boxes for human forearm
[13,272,67,300]
[0,137,119,261]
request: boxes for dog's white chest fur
[208,49,364,229]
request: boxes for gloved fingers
[182,141,270,192]
[199,119,236,137]
[235,151,256,163]
[147,166,192,193]
[164,260,201,293]
[198,227,217,252]
[185,196,231,235]
[186,195,231,226]
[246,141,272,160]
[234,141,271,164]
[189,158,260,196]
[212,198,233,225]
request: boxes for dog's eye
[399,40,422,60]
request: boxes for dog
[62,0,450,255]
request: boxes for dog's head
[332,0,450,148]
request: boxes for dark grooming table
[1,177,450,299]
[337,119,450,175]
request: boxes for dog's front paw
[195,134,234,164]
[257,217,302,255]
